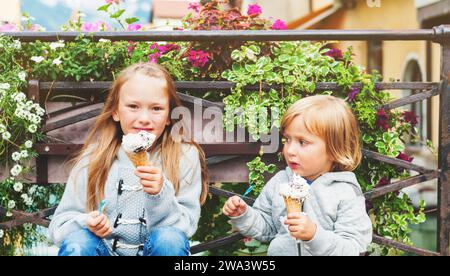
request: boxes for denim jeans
[58,226,190,256]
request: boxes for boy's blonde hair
[281,95,362,172]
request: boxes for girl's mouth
[134,128,153,132]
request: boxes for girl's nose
[138,110,152,124]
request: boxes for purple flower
[127,23,142,31]
[247,4,262,17]
[397,152,414,163]
[375,177,390,188]
[325,48,343,60]
[0,23,18,32]
[81,22,99,32]
[149,43,159,50]
[375,109,390,131]
[127,41,136,55]
[158,43,181,54]
[272,19,287,30]
[402,111,418,127]
[148,52,161,63]
[188,2,201,13]
[347,86,360,102]
[188,50,210,68]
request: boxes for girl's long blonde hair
[281,95,362,172]
[71,63,208,211]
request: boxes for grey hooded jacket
[230,167,373,256]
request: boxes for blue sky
[21,0,152,31]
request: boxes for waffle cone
[126,151,148,167]
[283,196,302,214]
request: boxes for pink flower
[158,44,181,54]
[127,23,142,31]
[148,52,161,63]
[105,0,122,4]
[188,50,210,68]
[188,2,201,13]
[81,22,99,32]
[247,4,262,17]
[0,23,17,32]
[272,19,287,30]
[347,86,360,102]
[397,152,414,163]
[96,21,111,31]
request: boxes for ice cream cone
[126,150,148,167]
[283,196,302,214]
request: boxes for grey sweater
[230,167,373,256]
[48,144,202,256]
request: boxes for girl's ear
[166,119,171,126]
[112,110,120,122]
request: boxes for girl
[49,62,208,256]
[223,95,372,256]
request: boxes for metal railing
[1,25,449,256]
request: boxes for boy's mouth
[288,161,300,169]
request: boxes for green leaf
[97,4,111,12]
[125,17,140,24]
[383,132,390,142]
[111,9,125,19]
[375,141,385,148]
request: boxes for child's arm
[48,158,90,246]
[303,190,373,256]
[142,145,202,238]
[227,173,282,243]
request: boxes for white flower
[12,40,21,49]
[30,56,45,63]
[49,41,65,50]
[13,182,23,192]
[0,89,5,99]
[0,124,6,133]
[2,131,11,140]
[29,185,37,195]
[13,92,26,102]
[12,152,21,161]
[0,83,10,90]
[6,211,12,217]
[52,57,62,65]
[0,229,4,239]
[21,194,33,206]
[23,223,33,231]
[99,39,111,43]
[18,71,27,82]
[78,12,86,18]
[7,200,16,209]
[25,140,33,148]
[28,124,37,133]
[20,150,29,159]
[10,164,22,176]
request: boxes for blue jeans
[58,226,190,256]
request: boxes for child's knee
[58,228,101,256]
[144,226,189,256]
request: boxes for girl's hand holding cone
[284,213,317,241]
[135,165,164,195]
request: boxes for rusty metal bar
[27,80,49,186]
[364,171,439,200]
[362,149,433,174]
[190,233,245,254]
[372,235,440,256]
[4,28,445,42]
[437,34,450,255]
[209,186,255,206]
[383,87,439,110]
[0,206,57,229]
[34,142,265,157]
[39,81,440,93]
